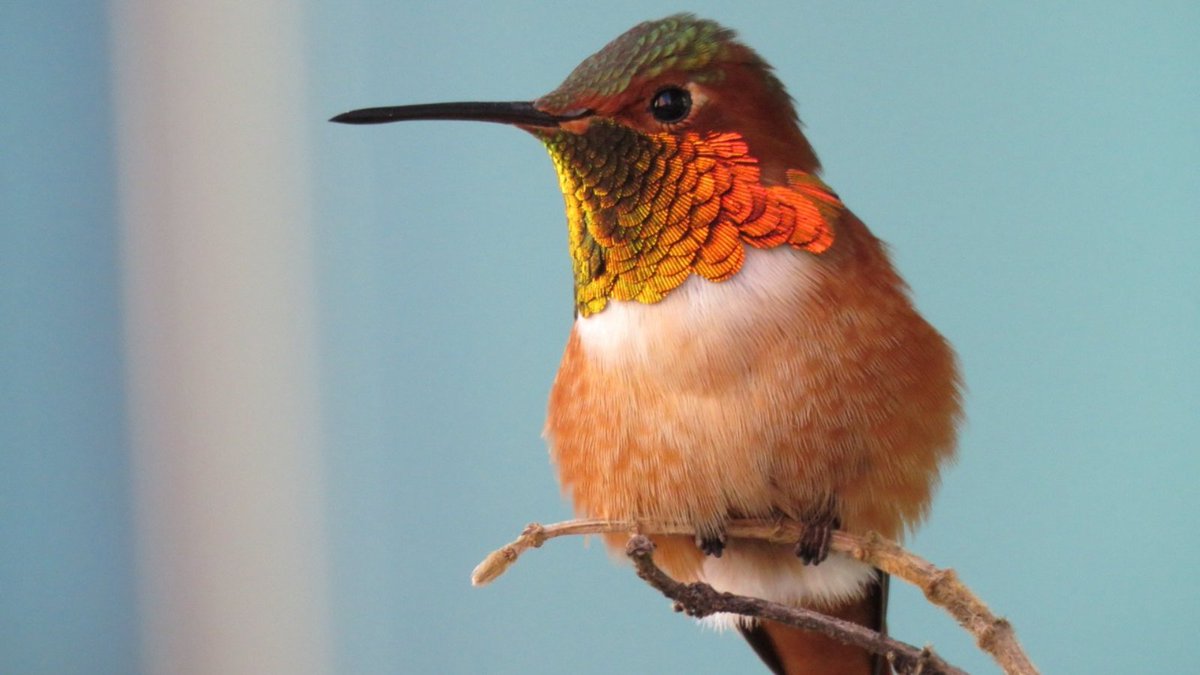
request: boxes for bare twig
[826,530,1039,675]
[472,518,1038,675]
[625,535,965,675]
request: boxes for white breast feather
[575,247,824,369]
[700,553,876,630]
[574,247,874,619]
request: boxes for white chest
[574,247,826,376]
[559,246,879,615]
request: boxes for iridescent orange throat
[539,121,843,316]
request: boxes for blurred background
[3,1,1197,673]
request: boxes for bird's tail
[738,573,890,675]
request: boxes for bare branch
[625,535,965,675]
[472,518,1038,675]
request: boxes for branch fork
[472,518,1037,675]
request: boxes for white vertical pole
[111,2,331,674]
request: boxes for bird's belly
[550,248,829,528]
[545,326,880,617]
[543,245,959,609]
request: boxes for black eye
[650,86,692,124]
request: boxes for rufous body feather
[546,209,959,597]
[335,13,962,675]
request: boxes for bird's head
[334,14,843,316]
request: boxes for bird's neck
[574,246,822,385]
[541,123,841,318]
[571,212,910,388]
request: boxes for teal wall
[3,1,1197,673]
[310,3,1198,673]
[1,3,139,673]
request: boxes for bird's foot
[696,530,727,558]
[794,515,840,566]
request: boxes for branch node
[977,617,1011,651]
[521,522,548,547]
[471,519,1037,674]
[925,568,960,603]
[625,533,655,558]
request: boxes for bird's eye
[650,86,692,124]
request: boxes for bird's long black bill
[329,101,588,127]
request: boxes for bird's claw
[794,516,839,566]
[696,531,727,558]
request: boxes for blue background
[4,1,1197,673]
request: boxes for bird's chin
[555,117,593,134]
[522,117,593,137]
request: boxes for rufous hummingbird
[333,14,961,675]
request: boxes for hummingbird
[334,14,961,675]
